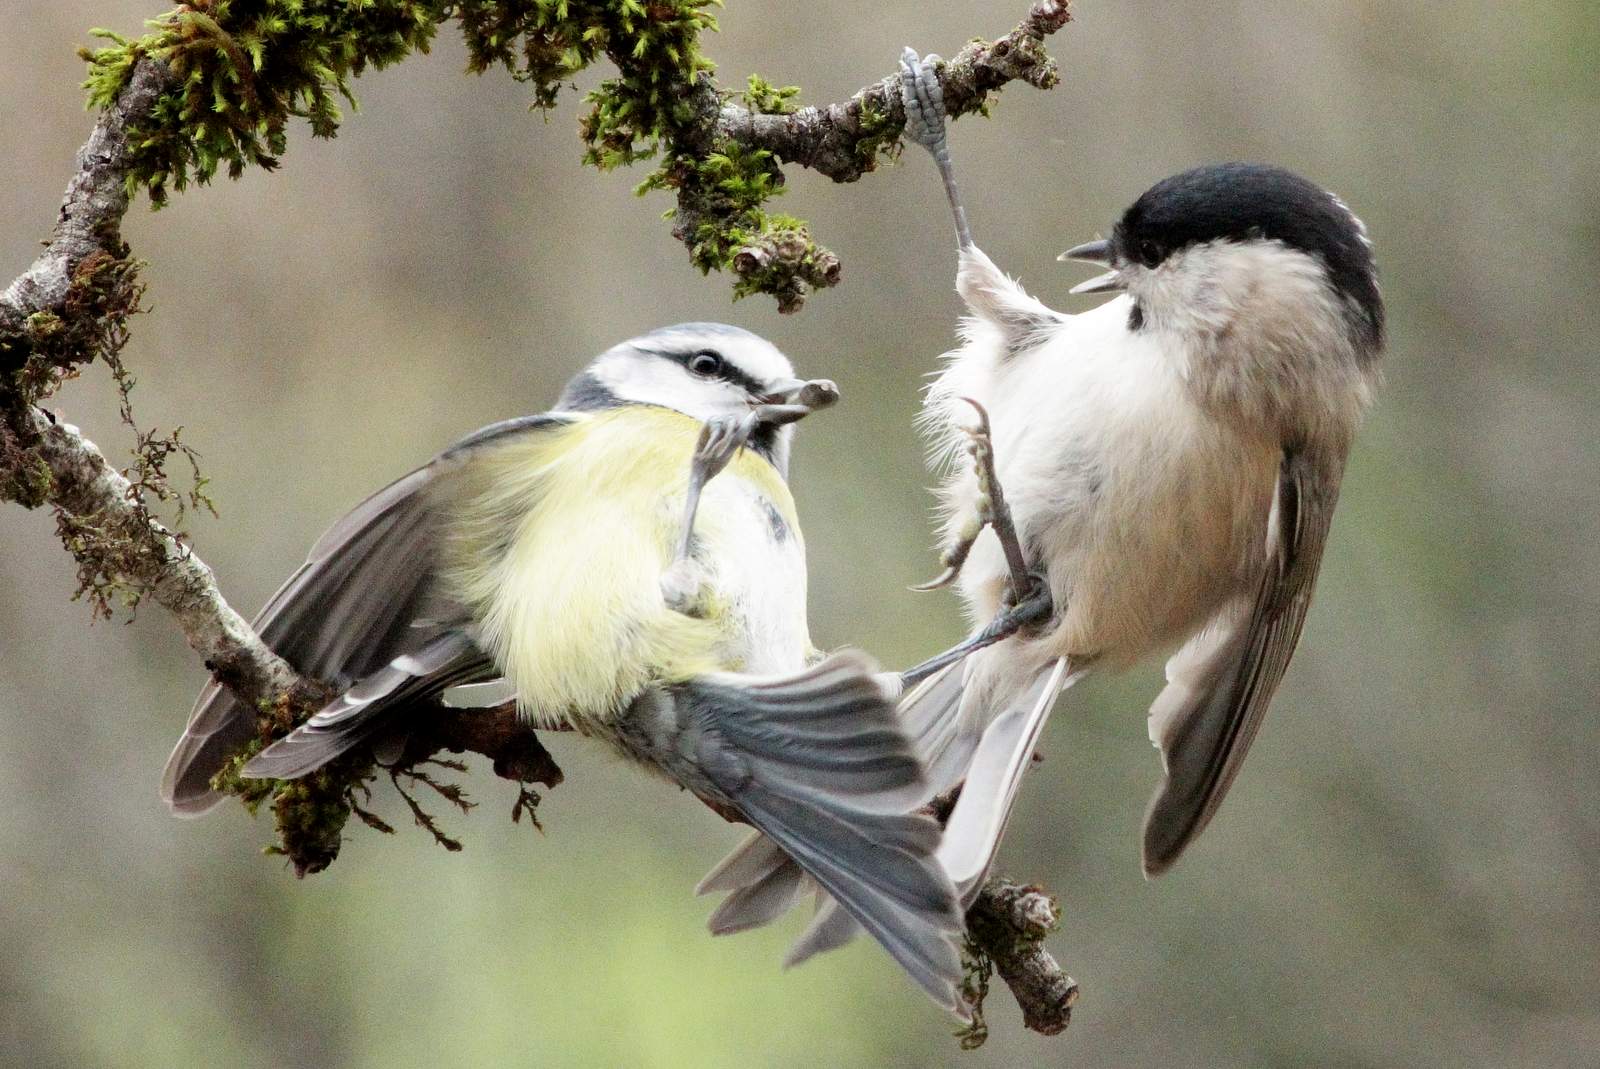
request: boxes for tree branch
[18,406,301,700]
[966,877,1078,1040]
[0,58,173,341]
[717,0,1071,184]
[678,0,1073,310]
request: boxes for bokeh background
[3,2,1597,1066]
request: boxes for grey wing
[1142,447,1346,875]
[160,414,570,813]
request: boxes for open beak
[757,377,840,424]
[1058,238,1125,294]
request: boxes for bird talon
[910,564,961,593]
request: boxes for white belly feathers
[930,296,1280,669]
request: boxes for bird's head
[1061,163,1385,365]
[557,323,839,474]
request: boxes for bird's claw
[910,563,961,593]
[914,397,1032,600]
[898,48,948,154]
[900,45,974,249]
[694,411,758,477]
[898,573,1056,687]
[998,571,1053,628]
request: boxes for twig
[0,58,174,340]
[967,877,1078,1037]
[16,406,303,703]
[686,0,1072,308]
[928,784,1079,1041]
[716,0,1072,184]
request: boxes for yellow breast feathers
[437,406,799,729]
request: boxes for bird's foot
[960,398,1032,602]
[660,557,713,617]
[913,398,1032,601]
[695,410,760,477]
[899,47,974,249]
[899,48,950,156]
[663,411,760,614]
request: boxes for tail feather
[691,655,976,969]
[784,898,862,968]
[706,852,808,935]
[678,651,965,1012]
[939,657,1077,902]
[695,830,791,896]
[898,659,976,795]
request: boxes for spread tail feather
[692,656,978,969]
[677,652,966,1013]
[706,860,808,936]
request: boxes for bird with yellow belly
[159,323,966,1011]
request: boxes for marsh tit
[698,51,1385,962]
[896,49,1385,889]
[159,323,966,1009]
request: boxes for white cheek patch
[591,352,748,422]
[1130,240,1375,435]
[1134,241,1338,341]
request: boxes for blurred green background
[3,2,1597,1066]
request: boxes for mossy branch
[58,0,1070,314]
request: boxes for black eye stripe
[642,346,769,396]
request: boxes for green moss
[73,2,840,306]
[70,3,1062,310]
[851,99,901,170]
[956,934,994,1049]
[0,449,53,509]
[2,247,144,404]
[209,739,275,812]
[268,769,354,877]
[82,2,442,206]
[740,73,799,115]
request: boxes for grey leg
[914,398,1035,603]
[900,48,974,250]
[903,399,1053,685]
[672,413,754,563]
[899,580,1053,687]
[662,404,812,613]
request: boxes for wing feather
[160,414,571,813]
[1141,447,1345,875]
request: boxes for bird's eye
[1138,239,1162,266]
[687,350,724,377]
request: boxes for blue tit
[159,322,965,1010]
[701,51,1385,961]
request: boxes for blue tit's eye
[687,350,724,377]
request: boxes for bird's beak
[1058,238,1126,294]
[757,378,840,422]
